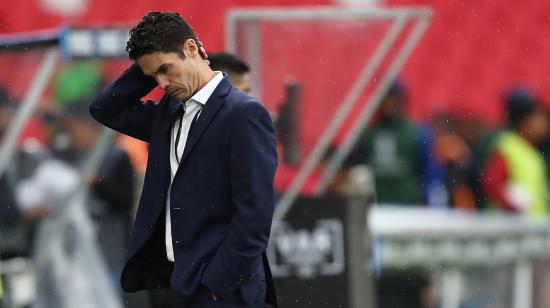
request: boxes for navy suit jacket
[90,64,278,307]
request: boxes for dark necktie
[174,106,185,164]
[174,104,202,164]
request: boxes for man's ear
[182,38,198,58]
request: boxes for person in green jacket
[357,81,424,205]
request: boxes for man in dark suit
[89,12,278,308]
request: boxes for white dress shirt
[165,72,223,262]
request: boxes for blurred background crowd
[333,81,550,216]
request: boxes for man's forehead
[137,52,177,74]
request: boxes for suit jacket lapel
[179,77,231,165]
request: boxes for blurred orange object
[117,134,148,174]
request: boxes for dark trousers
[149,289,186,308]
[149,285,266,308]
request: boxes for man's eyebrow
[154,63,169,75]
[143,63,168,77]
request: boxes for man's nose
[156,76,170,90]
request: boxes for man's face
[379,94,401,121]
[230,72,252,93]
[137,45,201,101]
[522,109,549,143]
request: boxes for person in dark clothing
[355,81,424,205]
[208,52,251,93]
[0,87,42,260]
[56,100,136,277]
[90,12,278,308]
[0,86,48,307]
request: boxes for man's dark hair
[208,52,250,75]
[126,11,199,60]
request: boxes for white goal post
[225,7,432,222]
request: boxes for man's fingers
[211,292,219,302]
[199,46,208,60]
[197,39,209,60]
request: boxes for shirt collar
[185,71,223,106]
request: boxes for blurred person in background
[427,112,477,210]
[0,87,48,308]
[15,100,135,308]
[52,62,137,281]
[0,87,33,260]
[537,108,550,187]
[0,87,22,308]
[461,113,501,210]
[55,100,136,279]
[482,88,549,217]
[354,80,424,205]
[350,81,433,307]
[451,113,489,211]
[208,52,251,93]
